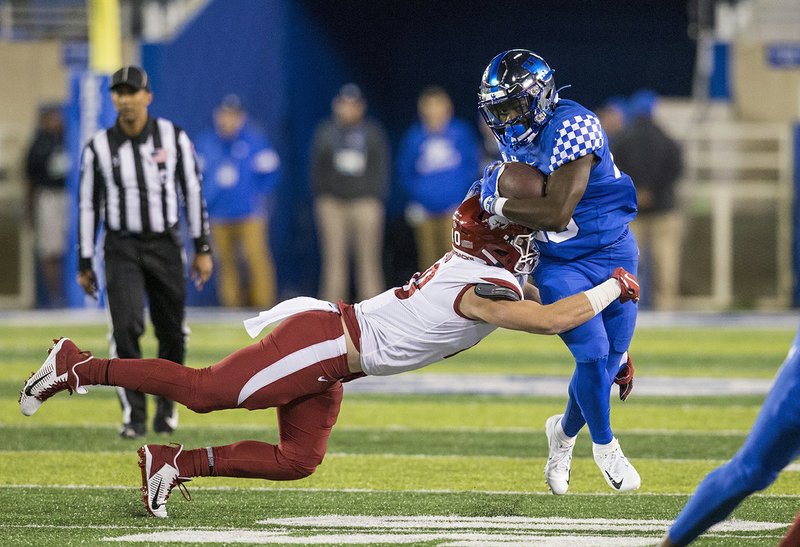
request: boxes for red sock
[176,447,211,478]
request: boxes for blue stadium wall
[141,0,352,304]
[137,0,696,304]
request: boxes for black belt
[109,228,176,241]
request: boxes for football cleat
[544,414,575,495]
[19,338,90,416]
[137,444,192,518]
[593,437,641,493]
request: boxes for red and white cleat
[137,444,192,518]
[19,337,90,416]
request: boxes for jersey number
[534,217,579,244]
[394,262,441,300]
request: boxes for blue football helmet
[478,49,558,148]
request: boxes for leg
[350,198,385,300]
[69,310,350,414]
[211,223,243,307]
[414,217,440,271]
[779,513,800,547]
[142,235,187,433]
[665,332,800,545]
[650,211,683,310]
[208,382,343,480]
[435,213,454,262]
[316,196,350,301]
[105,233,148,435]
[240,217,276,308]
[136,382,344,518]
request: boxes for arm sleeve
[175,128,211,254]
[77,142,101,269]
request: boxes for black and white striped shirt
[78,117,211,269]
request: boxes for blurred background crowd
[1,0,799,312]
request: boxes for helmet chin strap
[505,124,536,149]
[480,248,503,268]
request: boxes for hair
[419,85,449,102]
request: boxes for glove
[464,179,481,201]
[479,160,504,214]
[612,267,640,303]
[614,354,635,401]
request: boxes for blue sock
[570,358,612,444]
[561,377,585,437]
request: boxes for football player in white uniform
[20,195,639,518]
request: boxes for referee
[77,65,214,439]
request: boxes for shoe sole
[544,414,569,495]
[137,445,163,518]
[19,338,68,416]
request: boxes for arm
[500,154,593,231]
[76,143,101,298]
[459,268,638,334]
[523,281,540,303]
[175,129,213,289]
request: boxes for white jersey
[356,252,526,376]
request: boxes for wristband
[494,197,508,217]
[584,279,622,315]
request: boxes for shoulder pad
[474,283,521,302]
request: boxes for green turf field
[1,319,798,545]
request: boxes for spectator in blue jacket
[195,94,281,308]
[397,86,480,269]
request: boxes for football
[497,162,546,199]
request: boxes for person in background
[76,66,213,439]
[195,94,281,308]
[310,83,390,302]
[25,104,70,307]
[595,95,627,146]
[397,86,480,270]
[613,89,683,310]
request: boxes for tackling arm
[459,267,638,335]
[500,154,592,231]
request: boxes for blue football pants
[534,230,638,444]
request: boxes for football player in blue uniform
[477,49,640,494]
[659,326,800,546]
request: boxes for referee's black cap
[110,66,151,92]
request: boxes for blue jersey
[397,118,480,214]
[195,123,281,222]
[498,99,637,260]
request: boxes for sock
[592,438,618,454]
[75,357,111,387]
[573,358,613,444]
[554,417,576,445]
[176,447,211,478]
